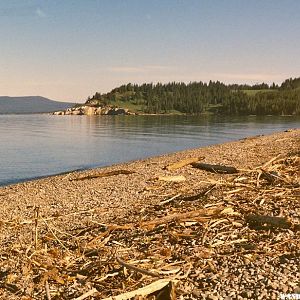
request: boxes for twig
[140,207,222,229]
[101,279,174,300]
[73,288,98,300]
[45,280,51,300]
[34,206,40,250]
[41,218,70,252]
[157,175,186,182]
[71,170,135,181]
[116,256,160,277]
[93,272,119,283]
[260,154,282,169]
[159,194,182,206]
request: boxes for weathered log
[191,162,238,174]
[246,214,291,230]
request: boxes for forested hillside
[85,77,300,115]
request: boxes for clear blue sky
[0,0,299,102]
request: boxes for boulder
[72,110,83,115]
[95,107,102,115]
[107,108,127,115]
[84,106,96,115]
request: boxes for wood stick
[73,288,98,300]
[157,175,186,182]
[140,207,221,229]
[246,214,291,230]
[191,162,238,174]
[261,154,282,169]
[159,194,182,206]
[101,279,174,300]
[34,206,40,250]
[41,218,70,252]
[71,170,135,181]
[116,256,160,277]
[45,280,51,300]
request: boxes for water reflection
[0,114,299,186]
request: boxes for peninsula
[53,77,300,116]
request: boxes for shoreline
[0,128,299,221]
[0,128,298,197]
[0,128,299,299]
[1,126,299,189]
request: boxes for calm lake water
[0,114,299,186]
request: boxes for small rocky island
[52,104,135,116]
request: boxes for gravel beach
[0,128,299,299]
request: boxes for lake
[0,114,299,187]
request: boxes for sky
[0,0,300,102]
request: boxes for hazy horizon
[1,0,300,102]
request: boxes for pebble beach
[0,129,299,299]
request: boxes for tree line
[85,77,300,115]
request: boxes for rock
[53,111,64,115]
[95,107,102,115]
[52,104,130,116]
[107,108,126,115]
[72,109,83,115]
[84,106,96,115]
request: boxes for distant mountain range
[0,96,75,114]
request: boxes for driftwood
[191,162,238,174]
[246,214,291,230]
[116,257,160,277]
[164,157,203,171]
[91,208,222,232]
[101,279,176,300]
[159,194,182,206]
[180,185,216,201]
[140,207,221,229]
[157,175,186,182]
[74,288,98,300]
[260,170,278,183]
[1,150,298,299]
[71,170,135,181]
[45,281,51,300]
[159,186,215,206]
